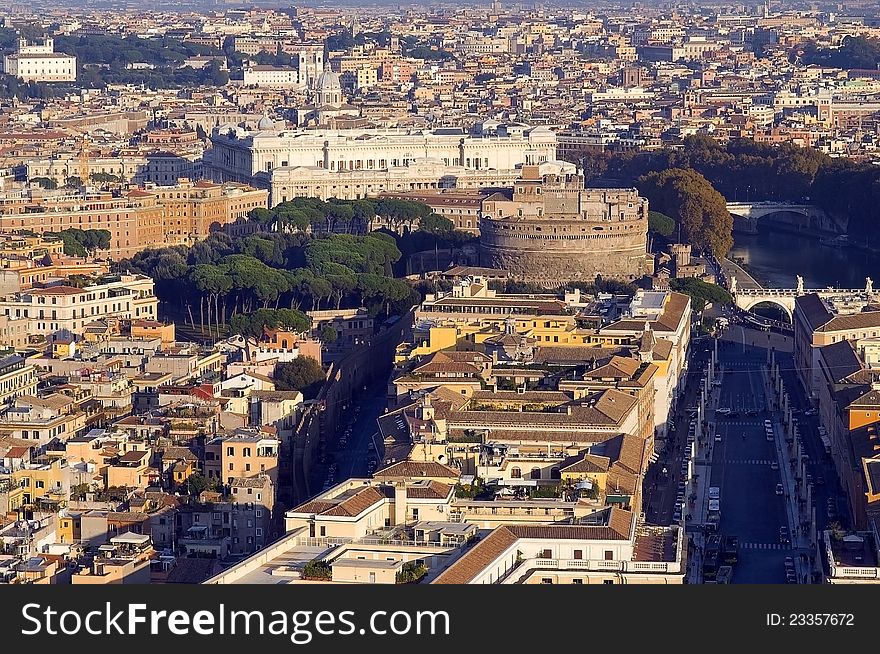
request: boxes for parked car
[770,461,779,471]
[776,483,785,495]
[715,433,722,442]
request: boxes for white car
[715,434,722,442]
[776,484,784,495]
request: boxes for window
[603,579,614,585]
[510,467,521,479]
[573,550,583,560]
[572,578,583,584]
[320,526,326,537]
[604,550,614,561]
[541,549,552,559]
[541,578,553,584]
[531,467,541,480]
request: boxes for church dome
[315,69,341,93]
[257,112,275,130]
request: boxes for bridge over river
[726,202,845,235]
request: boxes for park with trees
[120,197,439,343]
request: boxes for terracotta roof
[584,355,640,379]
[29,286,82,296]
[290,499,335,514]
[795,293,833,331]
[818,340,863,383]
[532,345,625,365]
[373,460,460,479]
[433,511,633,584]
[633,527,678,562]
[560,453,610,473]
[432,525,519,584]
[323,487,387,517]
[652,338,674,360]
[849,389,880,409]
[406,481,453,499]
[820,312,880,333]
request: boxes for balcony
[500,555,681,583]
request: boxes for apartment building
[0,355,38,406]
[794,292,880,401]
[432,508,683,585]
[204,432,280,486]
[0,274,158,340]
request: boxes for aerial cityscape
[1,0,880,588]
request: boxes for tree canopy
[648,211,676,238]
[44,228,111,257]
[669,277,732,313]
[638,168,733,257]
[274,358,326,399]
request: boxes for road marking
[723,459,776,465]
[739,542,792,551]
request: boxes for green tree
[669,277,732,313]
[319,325,338,344]
[648,211,676,237]
[302,560,332,580]
[638,168,733,257]
[274,357,325,399]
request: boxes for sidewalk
[762,364,811,583]
[684,359,722,583]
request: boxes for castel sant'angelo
[479,164,649,286]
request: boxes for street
[307,385,387,494]
[644,319,850,583]
[710,337,795,583]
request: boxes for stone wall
[479,216,647,286]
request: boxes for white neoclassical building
[268,157,535,205]
[207,122,558,189]
[3,38,76,83]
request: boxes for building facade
[3,38,76,83]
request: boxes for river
[729,228,880,290]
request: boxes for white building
[3,38,76,83]
[0,274,158,337]
[242,65,300,88]
[268,157,535,205]
[208,122,558,186]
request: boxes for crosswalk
[720,420,770,427]
[724,459,776,465]
[739,542,792,551]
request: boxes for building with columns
[207,122,558,189]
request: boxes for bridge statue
[729,275,737,294]
[796,275,804,295]
[867,277,874,295]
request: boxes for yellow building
[130,319,175,349]
[58,510,82,543]
[9,459,69,513]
